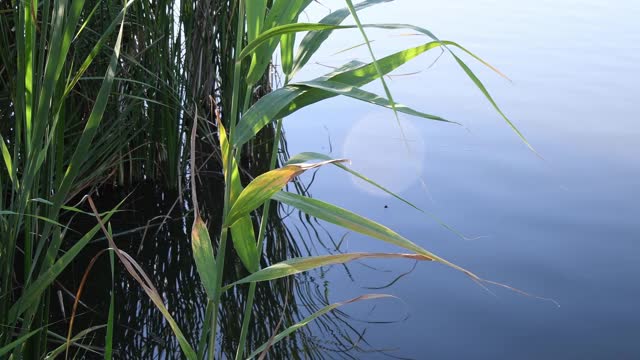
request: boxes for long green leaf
[0,133,16,188]
[234,40,447,147]
[280,14,298,76]
[240,21,528,148]
[9,205,119,321]
[227,253,430,288]
[246,0,267,42]
[294,79,456,123]
[0,329,41,357]
[286,152,471,239]
[272,192,479,279]
[289,0,393,81]
[246,0,311,84]
[218,117,259,272]
[344,0,404,148]
[286,152,421,210]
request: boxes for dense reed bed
[0,0,524,358]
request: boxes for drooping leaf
[218,118,259,272]
[9,205,120,320]
[87,199,197,360]
[227,252,431,288]
[271,192,479,279]
[191,216,217,299]
[239,21,528,148]
[293,79,456,123]
[0,329,41,357]
[234,41,447,147]
[286,152,470,238]
[286,152,421,210]
[226,159,347,226]
[289,0,393,81]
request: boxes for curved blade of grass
[191,216,217,299]
[45,325,106,359]
[286,152,471,239]
[345,0,405,149]
[8,204,120,320]
[219,118,260,272]
[63,0,135,98]
[280,14,298,76]
[286,152,422,210]
[105,247,115,360]
[241,23,352,61]
[449,52,535,153]
[0,133,16,188]
[289,0,393,81]
[226,159,347,227]
[235,41,447,147]
[294,79,456,123]
[241,20,528,148]
[226,253,431,289]
[0,329,41,357]
[246,0,312,84]
[246,294,393,359]
[87,198,197,360]
[234,86,307,147]
[272,191,480,280]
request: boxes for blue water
[283,1,640,358]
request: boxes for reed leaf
[234,40,448,147]
[272,191,480,280]
[289,0,393,81]
[8,206,120,321]
[0,329,41,357]
[293,79,455,123]
[246,0,312,84]
[191,216,218,299]
[226,159,347,227]
[218,118,259,272]
[286,151,421,211]
[227,253,431,288]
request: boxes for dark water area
[55,0,639,359]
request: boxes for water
[62,1,640,358]
[280,0,640,358]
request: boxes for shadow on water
[50,127,394,359]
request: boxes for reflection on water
[53,128,392,359]
[50,1,640,358]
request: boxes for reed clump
[0,0,526,358]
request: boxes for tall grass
[0,0,530,358]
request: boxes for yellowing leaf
[191,216,217,299]
[226,159,347,226]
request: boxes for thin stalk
[234,119,283,360]
[210,0,245,358]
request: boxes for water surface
[281,0,640,358]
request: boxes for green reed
[0,0,528,358]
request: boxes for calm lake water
[281,0,640,358]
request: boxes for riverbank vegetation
[0,0,523,357]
